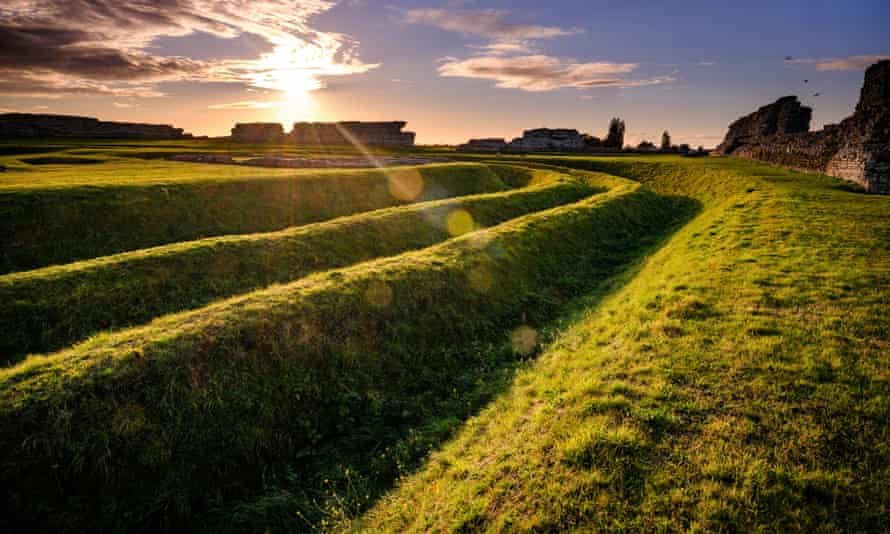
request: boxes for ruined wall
[230,123,286,143]
[510,128,584,151]
[457,138,509,152]
[458,128,586,153]
[718,60,890,194]
[290,121,415,147]
[0,113,188,139]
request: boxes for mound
[0,170,598,362]
[0,171,694,531]
[0,163,506,273]
[361,157,890,533]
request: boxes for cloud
[402,8,579,42]
[0,69,163,97]
[0,0,377,97]
[696,61,717,67]
[788,54,889,71]
[112,102,138,108]
[470,41,539,55]
[207,100,283,109]
[438,55,673,92]
[404,6,670,93]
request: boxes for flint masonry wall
[718,60,890,194]
[0,113,188,139]
[230,123,286,143]
[290,122,415,147]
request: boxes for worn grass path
[359,157,890,532]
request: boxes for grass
[0,169,599,362]
[359,156,890,532]
[1,142,888,533]
[0,165,694,532]
[0,161,507,273]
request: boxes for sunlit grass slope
[0,169,598,363]
[361,157,890,532]
[0,171,694,532]
[0,162,505,273]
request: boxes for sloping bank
[360,157,890,532]
[0,173,695,531]
[0,168,595,363]
[0,163,506,273]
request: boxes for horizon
[1,1,888,145]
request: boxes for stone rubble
[167,154,450,169]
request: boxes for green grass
[0,169,599,363]
[0,167,693,532]
[0,162,507,273]
[2,141,888,533]
[360,157,890,532]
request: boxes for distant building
[457,128,587,153]
[230,123,286,143]
[0,113,188,139]
[290,121,415,147]
[457,138,509,152]
[510,128,585,151]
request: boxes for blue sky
[1,0,888,145]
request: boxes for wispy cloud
[402,8,579,42]
[112,102,137,108]
[470,41,539,55]
[404,6,671,93]
[207,100,283,110]
[787,54,889,71]
[438,55,674,92]
[0,0,377,97]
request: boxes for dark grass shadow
[219,192,703,533]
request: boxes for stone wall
[230,123,286,143]
[510,128,584,151]
[0,113,188,139]
[290,121,415,147]
[457,138,509,152]
[458,128,585,153]
[718,60,890,194]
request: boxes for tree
[604,118,625,148]
[637,140,656,150]
[661,130,672,150]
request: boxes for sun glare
[277,88,314,126]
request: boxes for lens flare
[365,280,394,308]
[446,209,475,236]
[468,265,495,293]
[511,325,538,356]
[387,168,425,201]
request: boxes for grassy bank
[0,169,597,362]
[360,157,890,532]
[0,162,506,273]
[0,172,695,531]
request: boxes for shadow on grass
[220,193,702,533]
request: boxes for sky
[1,0,888,146]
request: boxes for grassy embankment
[361,156,890,532]
[0,163,695,531]
[0,159,505,273]
[0,167,598,362]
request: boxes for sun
[277,88,315,127]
